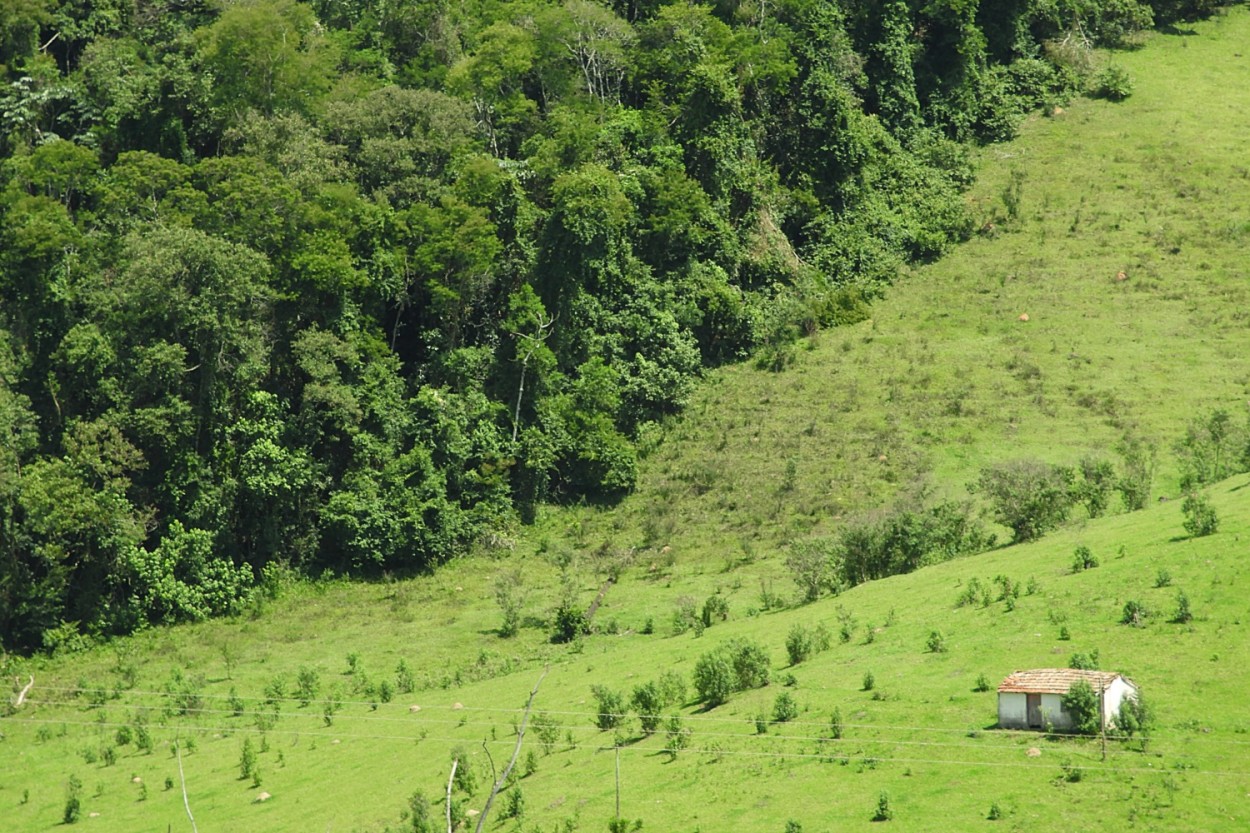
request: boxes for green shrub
[494,568,527,638]
[925,630,947,653]
[955,577,984,607]
[395,660,415,694]
[829,707,844,739]
[1112,693,1154,748]
[1181,492,1219,537]
[295,666,319,707]
[1154,569,1171,588]
[862,671,875,692]
[772,691,799,723]
[591,685,626,731]
[551,600,588,643]
[693,651,734,707]
[701,594,729,627]
[450,746,475,795]
[1075,457,1116,518]
[502,787,525,820]
[730,639,771,690]
[663,715,691,759]
[532,712,561,755]
[972,460,1075,542]
[785,623,814,666]
[1092,65,1133,101]
[1172,591,1193,624]
[64,775,83,825]
[1068,650,1100,670]
[836,501,990,586]
[1116,432,1155,510]
[631,681,664,735]
[973,674,992,692]
[1121,600,1149,627]
[1175,409,1247,490]
[785,539,837,603]
[1061,679,1101,735]
[1071,545,1098,573]
[409,792,434,833]
[872,791,894,821]
[239,737,257,780]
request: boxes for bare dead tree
[13,675,34,708]
[445,757,459,833]
[176,739,199,833]
[473,667,549,833]
[510,312,555,443]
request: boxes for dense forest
[0,0,1223,652]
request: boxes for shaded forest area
[0,0,1222,651]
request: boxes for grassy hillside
[4,476,1247,832]
[6,7,1250,833]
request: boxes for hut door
[1026,694,1043,728]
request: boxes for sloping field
[5,8,1250,833]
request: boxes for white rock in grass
[409,704,421,713]
[255,791,272,803]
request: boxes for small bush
[1074,457,1116,518]
[663,715,691,759]
[494,568,528,638]
[631,681,664,735]
[1154,569,1171,588]
[973,674,992,693]
[772,692,799,723]
[955,577,984,607]
[64,775,83,825]
[872,791,894,822]
[409,792,434,833]
[730,639,771,690]
[450,746,475,795]
[1068,650,1100,670]
[987,801,1005,820]
[785,624,814,666]
[1061,680,1101,735]
[925,630,948,653]
[1121,600,1149,627]
[1116,432,1155,510]
[862,671,875,692]
[829,707,844,739]
[239,737,257,780]
[551,601,588,643]
[1070,545,1098,573]
[701,594,729,627]
[395,660,415,694]
[532,712,561,755]
[591,685,626,731]
[1172,591,1193,624]
[1092,65,1133,101]
[502,787,525,820]
[1181,492,1219,537]
[295,666,319,707]
[693,651,734,707]
[1113,693,1154,747]
[973,460,1075,543]
[785,539,837,603]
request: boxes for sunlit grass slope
[6,7,1250,833]
[4,475,1248,832]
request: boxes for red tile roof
[997,669,1126,695]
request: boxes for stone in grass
[255,792,272,803]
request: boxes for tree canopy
[0,0,1220,651]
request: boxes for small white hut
[997,669,1138,731]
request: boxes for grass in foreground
[6,7,1250,833]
